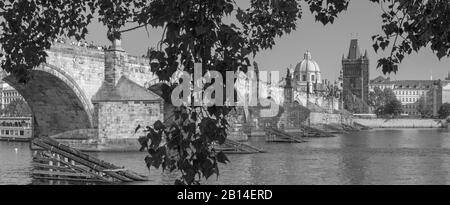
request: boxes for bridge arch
[3,64,94,137]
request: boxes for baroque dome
[295,51,320,73]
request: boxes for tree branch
[118,24,147,33]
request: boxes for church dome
[295,51,320,73]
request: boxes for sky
[86,0,450,83]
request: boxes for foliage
[1,99,31,117]
[368,87,384,115]
[369,0,450,74]
[138,106,230,185]
[2,0,450,185]
[135,0,303,185]
[368,87,401,116]
[383,98,402,117]
[0,0,95,82]
[438,103,450,119]
[417,96,433,118]
[343,92,369,114]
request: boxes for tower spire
[347,39,361,59]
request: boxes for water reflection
[0,142,33,185]
[2,129,450,185]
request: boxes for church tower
[342,39,369,111]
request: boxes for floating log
[353,122,371,130]
[33,139,133,182]
[321,124,347,134]
[264,127,307,143]
[32,176,109,184]
[33,156,60,164]
[39,151,112,183]
[38,136,147,181]
[32,170,93,178]
[32,163,77,173]
[225,139,265,152]
[214,139,265,154]
[300,125,336,138]
[341,123,361,132]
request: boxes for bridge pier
[88,39,164,151]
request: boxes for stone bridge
[1,40,164,151]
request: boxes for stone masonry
[1,40,162,151]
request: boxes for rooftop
[92,76,163,102]
[370,75,440,89]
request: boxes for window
[19,131,24,136]
[311,75,315,82]
[302,75,306,81]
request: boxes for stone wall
[354,118,443,128]
[51,129,98,140]
[294,92,340,112]
[309,112,353,125]
[46,43,105,104]
[46,43,157,101]
[95,101,163,140]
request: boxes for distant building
[441,72,450,104]
[336,69,343,91]
[342,39,370,110]
[0,81,24,110]
[235,50,340,117]
[293,51,323,94]
[369,75,394,91]
[369,76,442,116]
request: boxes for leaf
[138,136,149,152]
[144,155,153,169]
[134,124,141,134]
[153,120,165,131]
[373,43,379,53]
[216,151,229,164]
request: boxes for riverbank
[353,118,444,128]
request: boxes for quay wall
[309,112,354,125]
[353,118,443,128]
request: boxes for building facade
[442,73,450,104]
[342,39,370,108]
[0,80,24,110]
[370,76,442,116]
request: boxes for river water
[2,128,450,185]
